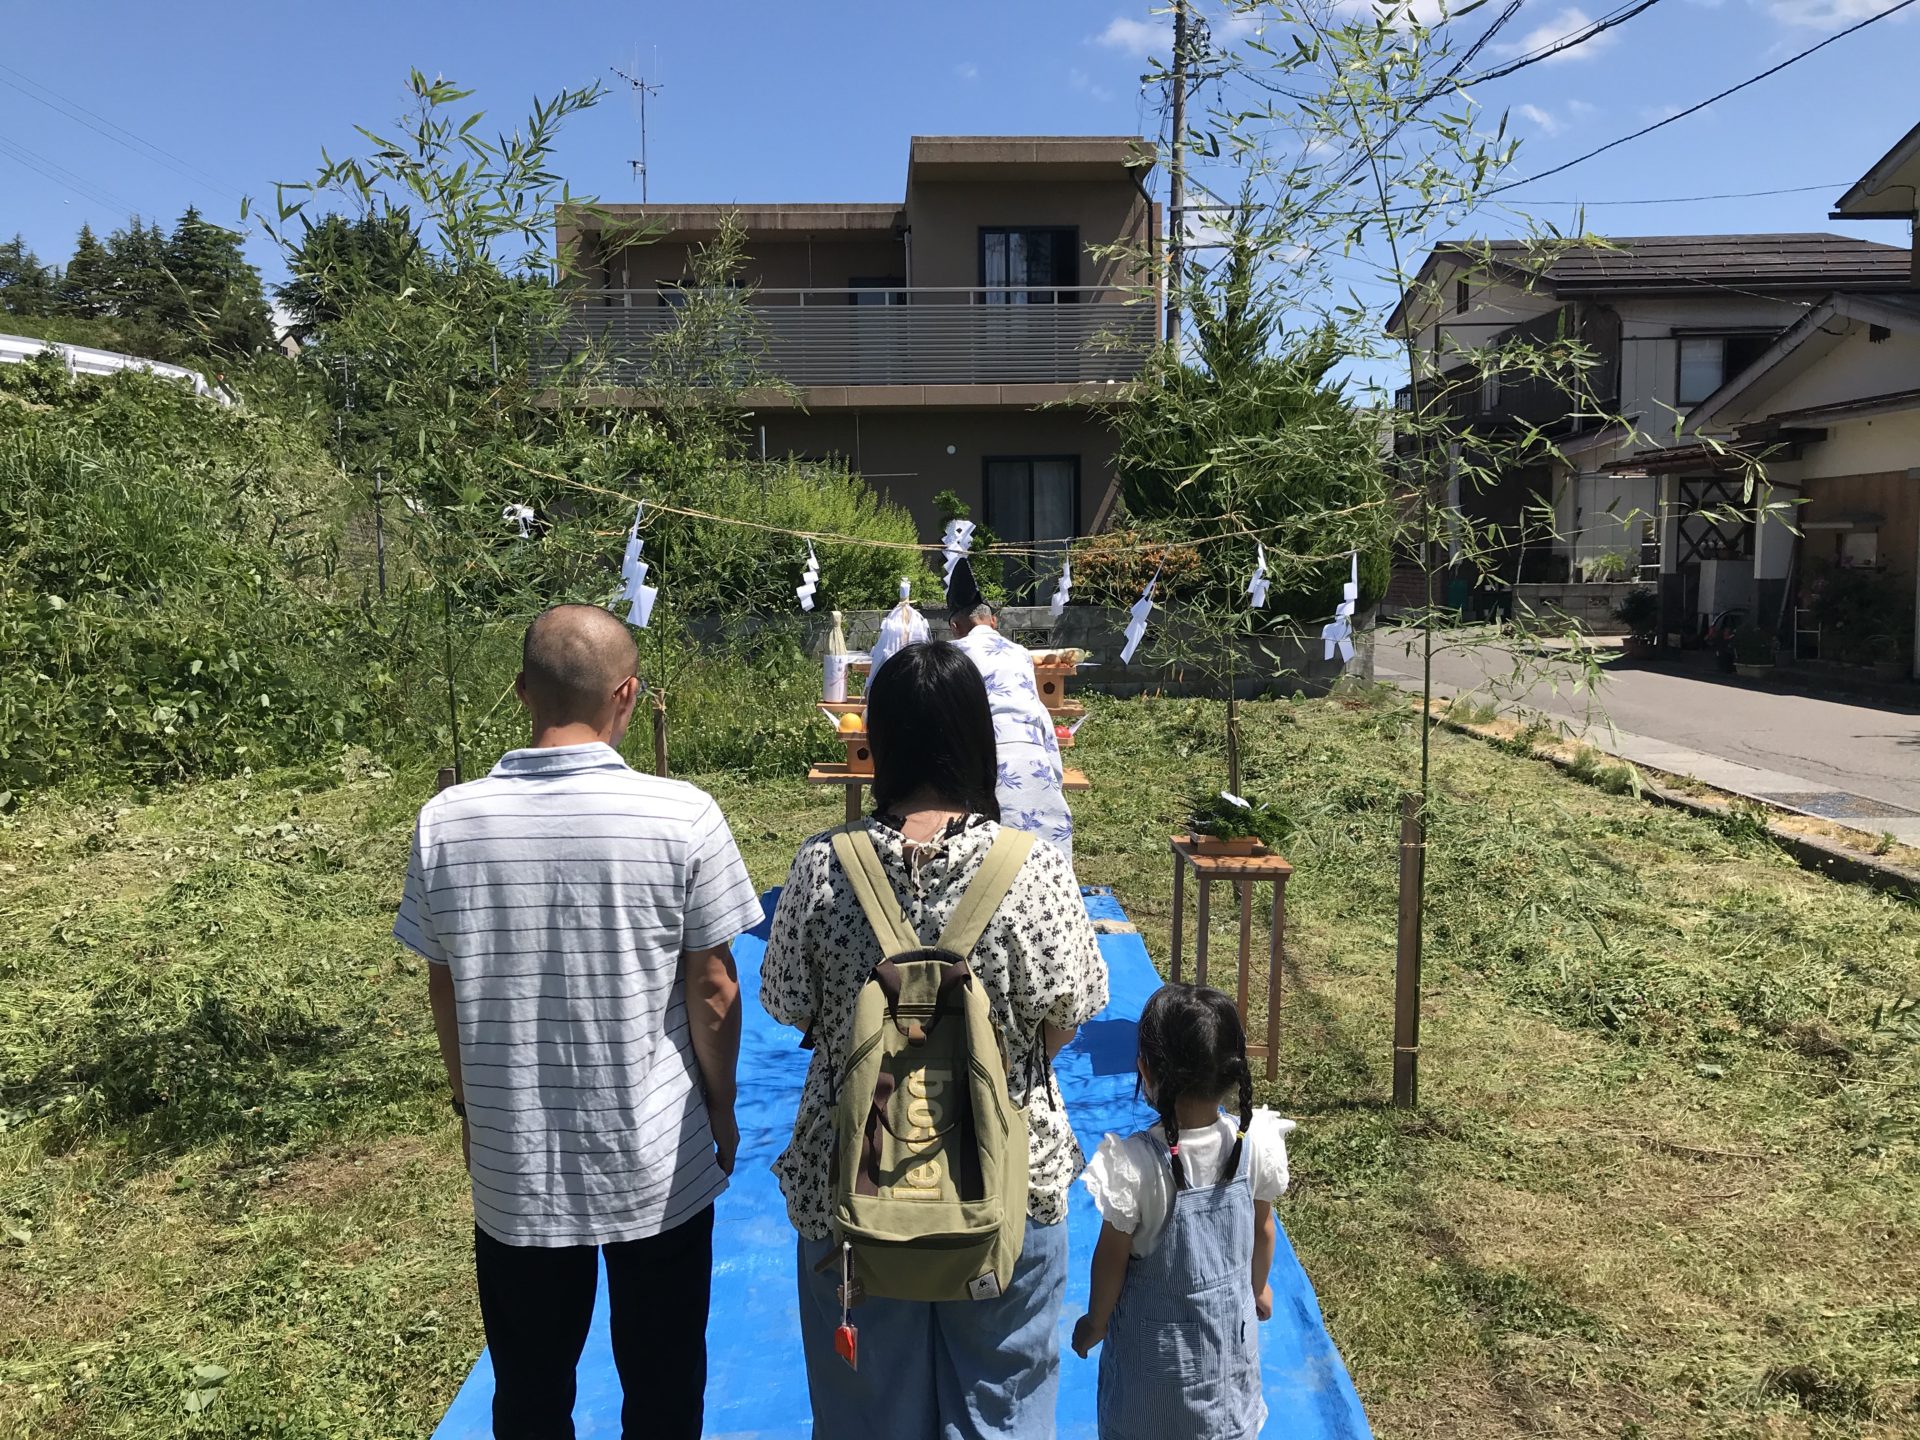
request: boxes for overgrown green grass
[2,691,1916,1437]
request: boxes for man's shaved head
[520,604,640,728]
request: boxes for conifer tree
[163,206,272,356]
[0,234,58,317]
[59,224,112,319]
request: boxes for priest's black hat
[945,556,987,620]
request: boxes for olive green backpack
[825,824,1036,1303]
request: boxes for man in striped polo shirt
[395,603,764,1440]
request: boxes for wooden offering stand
[1169,836,1292,1080]
[814,650,1091,820]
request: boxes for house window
[1455,279,1470,314]
[980,228,1079,304]
[1676,333,1775,405]
[984,456,1079,598]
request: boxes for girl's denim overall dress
[1096,1133,1264,1439]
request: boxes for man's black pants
[473,1204,714,1440]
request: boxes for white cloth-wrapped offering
[867,579,930,679]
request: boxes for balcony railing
[556,286,1155,388]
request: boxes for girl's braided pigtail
[1222,1058,1254,1183]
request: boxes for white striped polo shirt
[394,742,764,1247]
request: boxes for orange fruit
[837,712,864,734]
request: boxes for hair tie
[1168,1141,1180,1155]
[1236,1129,1248,1140]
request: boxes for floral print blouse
[760,815,1109,1241]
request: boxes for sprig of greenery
[1187,785,1294,848]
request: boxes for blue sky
[2,1,1915,305]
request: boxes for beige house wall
[903,178,1152,296]
[754,406,1119,537]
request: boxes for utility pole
[1165,0,1188,348]
[610,65,662,202]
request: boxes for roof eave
[1832,119,1920,217]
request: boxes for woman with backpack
[1068,983,1294,1439]
[761,640,1109,1440]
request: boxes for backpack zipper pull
[834,1241,859,1370]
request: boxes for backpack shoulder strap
[934,827,1037,959]
[829,825,923,959]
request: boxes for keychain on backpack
[834,1241,860,1370]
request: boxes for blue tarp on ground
[434,891,1371,1439]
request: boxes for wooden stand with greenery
[1169,835,1290,1079]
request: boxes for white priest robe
[954,626,1074,868]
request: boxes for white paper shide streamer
[1120,565,1160,665]
[1246,543,1270,610]
[1321,550,1359,664]
[1049,556,1073,620]
[616,501,658,629]
[795,542,820,612]
[502,502,535,540]
[940,519,976,583]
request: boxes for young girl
[1070,983,1294,1439]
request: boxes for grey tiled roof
[1460,233,1910,291]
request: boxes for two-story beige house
[1389,232,1910,637]
[558,135,1159,589]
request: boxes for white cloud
[1070,66,1116,103]
[1764,0,1911,24]
[1567,99,1599,118]
[1495,5,1621,63]
[954,61,979,81]
[1093,16,1170,57]
[1093,5,1265,58]
[1325,0,1453,24]
[1515,102,1563,136]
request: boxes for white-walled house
[1681,123,1920,679]
[1389,232,1911,639]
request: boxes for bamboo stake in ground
[1393,792,1425,1108]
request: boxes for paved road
[1372,629,1920,825]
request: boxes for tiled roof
[1465,233,1910,291]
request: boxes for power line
[1325,1,1527,192]
[1484,0,1920,198]
[0,132,139,215]
[1499,182,1849,207]
[1453,0,1666,87]
[0,61,236,200]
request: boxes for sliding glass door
[985,456,1079,600]
[980,228,1079,304]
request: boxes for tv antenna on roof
[610,62,662,203]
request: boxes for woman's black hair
[1136,983,1254,1190]
[865,640,1001,821]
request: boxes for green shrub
[0,362,404,793]
[1613,586,1660,642]
[650,455,940,615]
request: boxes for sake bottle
[822,610,849,702]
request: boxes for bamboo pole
[1393,793,1425,1108]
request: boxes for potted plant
[1870,634,1908,684]
[1186,787,1294,856]
[1732,625,1778,680]
[1581,551,1629,583]
[1613,586,1660,658]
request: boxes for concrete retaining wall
[1513,582,1635,635]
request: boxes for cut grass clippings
[3,694,1918,1437]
